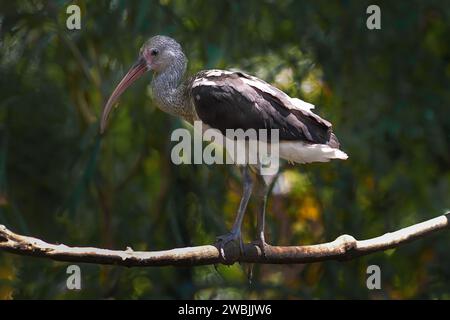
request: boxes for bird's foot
[216,231,244,263]
[251,238,270,257]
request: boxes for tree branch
[0,212,448,267]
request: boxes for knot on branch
[332,234,358,262]
[335,234,357,251]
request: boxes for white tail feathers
[279,141,348,164]
[332,149,349,160]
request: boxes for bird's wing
[189,70,338,147]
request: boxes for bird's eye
[150,49,159,56]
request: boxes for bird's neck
[151,60,192,121]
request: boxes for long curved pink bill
[100,57,148,134]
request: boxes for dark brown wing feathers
[189,71,339,147]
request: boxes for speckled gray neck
[150,54,193,121]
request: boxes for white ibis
[100,35,348,260]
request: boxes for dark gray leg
[254,174,271,255]
[257,190,268,244]
[216,165,253,260]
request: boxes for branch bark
[0,212,448,267]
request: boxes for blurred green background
[0,0,449,299]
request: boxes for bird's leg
[216,165,253,261]
[253,174,271,256]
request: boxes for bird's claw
[216,231,244,262]
[252,238,269,257]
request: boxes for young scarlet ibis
[100,35,348,260]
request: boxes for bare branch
[0,213,448,267]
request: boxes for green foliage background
[0,0,449,299]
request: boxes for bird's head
[100,35,186,134]
[140,35,185,73]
